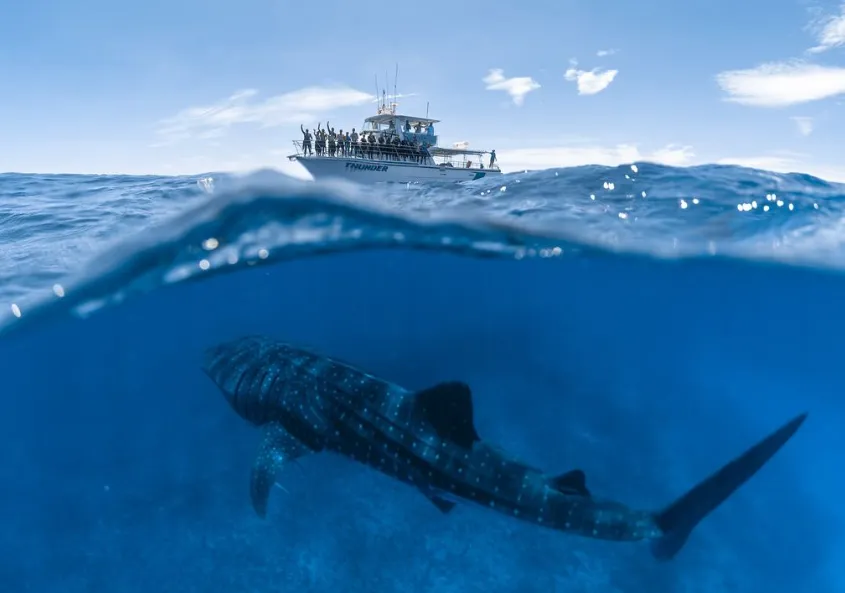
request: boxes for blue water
[0,164,842,592]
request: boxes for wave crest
[1,164,844,337]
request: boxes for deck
[288,140,498,171]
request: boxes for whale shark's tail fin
[649,412,807,561]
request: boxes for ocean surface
[0,164,842,592]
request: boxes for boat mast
[374,75,380,112]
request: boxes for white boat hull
[291,156,501,184]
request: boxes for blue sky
[4,0,845,180]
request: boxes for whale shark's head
[201,335,281,426]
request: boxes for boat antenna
[426,101,430,118]
[394,63,398,104]
[374,75,379,106]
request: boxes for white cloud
[482,69,541,105]
[646,144,697,166]
[808,4,845,53]
[497,143,695,172]
[154,86,374,145]
[564,67,619,95]
[791,116,814,136]
[596,49,617,57]
[715,61,845,106]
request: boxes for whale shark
[201,334,807,561]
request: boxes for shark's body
[202,335,807,560]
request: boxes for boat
[287,93,502,184]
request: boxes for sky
[4,0,845,180]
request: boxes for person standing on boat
[324,122,336,157]
[367,132,376,159]
[350,128,359,158]
[300,125,313,156]
[420,142,431,164]
[377,134,386,160]
[334,127,343,156]
[489,149,497,169]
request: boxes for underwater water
[0,164,842,592]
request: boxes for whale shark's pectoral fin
[250,422,311,518]
[429,496,456,513]
[420,488,457,514]
[412,381,481,449]
[552,469,591,497]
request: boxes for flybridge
[362,72,440,146]
[363,102,440,147]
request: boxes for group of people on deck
[299,122,432,163]
[298,121,498,169]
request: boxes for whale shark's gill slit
[253,368,272,423]
[235,365,261,425]
[254,367,271,400]
[266,372,283,414]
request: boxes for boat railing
[288,140,499,171]
[364,128,438,147]
[430,153,500,171]
[287,140,500,171]
[288,139,434,164]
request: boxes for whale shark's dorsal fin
[552,469,591,497]
[412,381,481,449]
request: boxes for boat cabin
[362,111,440,147]
[428,146,497,170]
